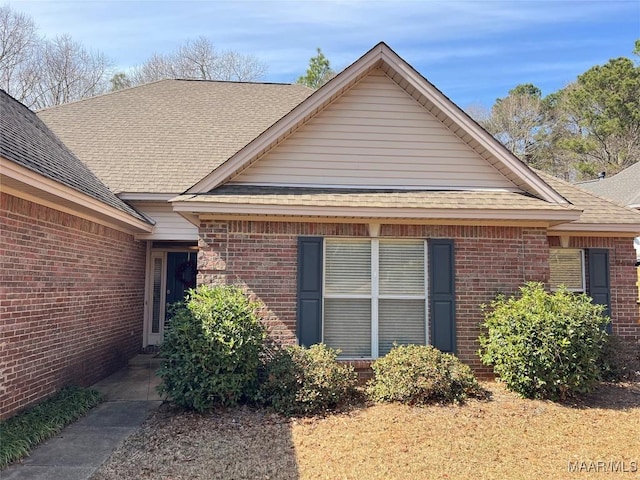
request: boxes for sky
[9,0,640,108]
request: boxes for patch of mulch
[91,381,640,480]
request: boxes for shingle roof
[537,171,640,226]
[36,79,314,194]
[171,179,640,230]
[577,162,640,208]
[0,90,149,223]
[173,185,574,212]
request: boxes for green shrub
[255,344,358,415]
[367,344,483,405]
[478,282,610,400]
[157,285,266,411]
[0,386,102,468]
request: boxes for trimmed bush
[367,344,483,405]
[0,386,102,468]
[157,285,266,411]
[479,282,610,400]
[255,344,358,415]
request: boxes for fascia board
[171,200,580,224]
[1,158,154,234]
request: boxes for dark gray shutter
[297,237,323,347]
[429,239,456,353]
[587,249,611,333]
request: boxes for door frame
[145,251,168,346]
[143,245,198,347]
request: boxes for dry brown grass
[92,382,640,480]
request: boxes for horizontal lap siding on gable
[0,193,146,420]
[231,69,514,190]
[131,201,198,241]
[197,221,549,374]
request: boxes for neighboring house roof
[577,162,640,209]
[36,79,314,194]
[0,90,151,227]
[538,171,640,233]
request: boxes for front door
[147,251,197,345]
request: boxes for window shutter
[587,249,611,333]
[297,237,323,347]
[429,239,456,353]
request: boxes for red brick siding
[197,221,639,376]
[0,193,146,419]
[549,235,639,345]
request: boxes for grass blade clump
[0,386,102,468]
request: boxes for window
[549,248,585,292]
[323,239,427,358]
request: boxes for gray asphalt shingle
[1,90,149,223]
[37,79,314,194]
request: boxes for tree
[130,36,266,84]
[0,4,39,103]
[29,34,112,109]
[479,84,547,168]
[558,56,640,176]
[0,5,112,108]
[110,72,132,91]
[297,47,335,89]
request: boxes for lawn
[91,381,640,480]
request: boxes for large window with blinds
[323,238,427,358]
[549,248,585,292]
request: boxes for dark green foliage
[479,282,610,400]
[296,47,335,89]
[157,285,266,412]
[367,344,483,405]
[0,386,102,469]
[255,344,357,415]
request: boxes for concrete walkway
[3,355,163,480]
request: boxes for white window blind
[323,238,427,359]
[379,240,425,295]
[324,298,372,357]
[549,249,585,291]
[378,299,426,356]
[325,240,371,295]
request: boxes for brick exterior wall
[549,235,640,345]
[0,193,146,419]
[197,220,639,378]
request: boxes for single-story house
[2,43,639,418]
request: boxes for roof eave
[548,223,640,236]
[171,199,580,226]
[1,158,154,234]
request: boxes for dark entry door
[148,251,198,346]
[166,251,198,307]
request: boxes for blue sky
[10,0,640,107]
